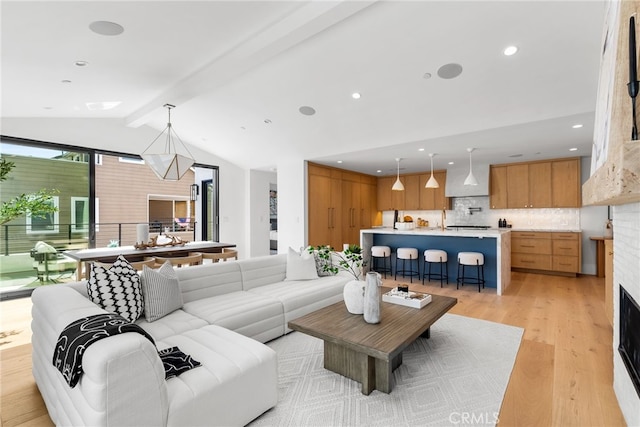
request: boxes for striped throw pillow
[140,261,183,322]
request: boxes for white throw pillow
[86,255,144,322]
[285,247,319,281]
[141,261,183,322]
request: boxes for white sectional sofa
[31,253,351,426]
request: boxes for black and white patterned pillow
[87,255,144,322]
[158,346,201,379]
[140,261,183,322]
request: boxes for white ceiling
[1,1,606,176]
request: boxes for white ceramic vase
[343,279,366,314]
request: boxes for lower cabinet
[511,231,581,276]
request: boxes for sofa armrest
[32,286,168,426]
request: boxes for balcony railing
[1,219,198,256]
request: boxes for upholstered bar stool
[395,247,420,283]
[370,245,392,278]
[422,249,449,287]
[456,252,485,292]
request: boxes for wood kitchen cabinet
[377,176,405,211]
[308,163,378,248]
[490,166,507,209]
[490,157,581,209]
[529,162,552,207]
[403,174,420,210]
[551,159,581,207]
[308,165,342,249]
[506,164,530,208]
[511,231,581,276]
[419,171,451,210]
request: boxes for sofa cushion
[86,255,144,322]
[239,254,287,291]
[176,262,243,303]
[141,261,183,322]
[182,291,285,343]
[136,309,208,341]
[248,274,349,332]
[157,325,278,426]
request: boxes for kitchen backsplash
[382,196,580,230]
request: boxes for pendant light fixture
[425,153,440,188]
[141,104,195,181]
[463,147,479,186]
[392,158,405,191]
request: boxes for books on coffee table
[382,288,432,309]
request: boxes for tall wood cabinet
[308,163,378,248]
[490,157,581,209]
[378,171,450,211]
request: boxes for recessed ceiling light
[240,126,246,130]
[572,124,583,129]
[299,106,316,116]
[418,148,425,152]
[43,106,53,110]
[264,119,272,124]
[503,46,518,56]
[509,154,523,158]
[89,21,124,36]
[61,79,72,84]
[337,160,343,164]
[437,63,463,79]
[75,60,89,67]
[423,72,432,79]
[448,162,454,165]
[569,147,578,151]
[376,170,382,173]
[351,92,361,99]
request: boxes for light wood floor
[0,272,626,427]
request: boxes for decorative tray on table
[382,287,432,309]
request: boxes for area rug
[249,313,523,427]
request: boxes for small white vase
[343,280,366,314]
[363,272,381,324]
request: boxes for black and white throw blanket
[53,313,155,387]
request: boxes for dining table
[64,240,236,279]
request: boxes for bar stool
[370,246,392,278]
[395,247,420,283]
[457,252,485,292]
[422,249,448,287]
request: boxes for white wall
[612,202,640,426]
[275,158,306,253]
[248,169,276,257]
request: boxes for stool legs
[370,255,391,278]
[395,255,419,283]
[456,260,485,292]
[422,257,448,287]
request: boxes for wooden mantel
[583,0,640,206]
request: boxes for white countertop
[362,227,509,238]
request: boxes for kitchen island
[361,228,511,295]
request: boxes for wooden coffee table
[288,291,457,395]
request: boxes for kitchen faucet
[441,208,446,231]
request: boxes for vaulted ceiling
[1,1,606,175]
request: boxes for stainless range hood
[445,163,490,197]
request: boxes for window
[71,197,89,232]
[26,196,59,234]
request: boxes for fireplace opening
[619,285,640,398]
